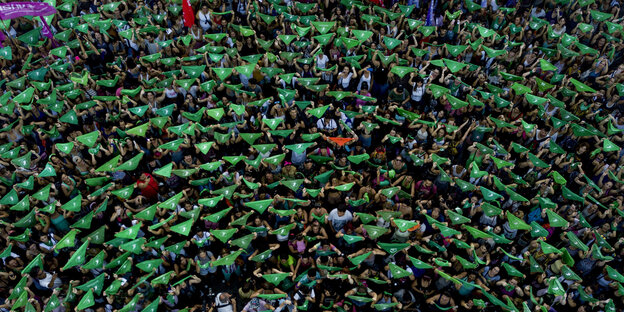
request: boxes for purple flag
[0,2,57,19]
[39,17,53,40]
[0,2,57,44]
[425,0,436,26]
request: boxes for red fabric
[328,137,354,146]
[138,173,159,200]
[182,0,195,28]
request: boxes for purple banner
[0,2,57,46]
[39,17,53,40]
[0,2,57,19]
[425,0,436,26]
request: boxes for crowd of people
[1,0,624,311]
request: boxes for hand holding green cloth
[311,21,335,34]
[390,66,416,78]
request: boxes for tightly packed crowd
[1,0,624,311]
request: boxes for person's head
[430,68,440,80]
[219,292,231,302]
[73,155,84,165]
[604,180,614,191]
[336,205,347,217]
[241,281,251,292]
[289,108,298,119]
[307,219,320,230]
[488,266,500,275]
[139,173,150,181]
[394,155,404,165]
[6,270,16,281]
[33,267,46,279]
[421,275,431,285]
[50,154,61,164]
[61,173,72,184]
[467,272,477,281]
[304,158,314,169]
[6,257,19,268]
[432,206,440,219]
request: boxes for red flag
[182,0,195,28]
[327,137,354,147]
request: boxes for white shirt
[39,272,62,289]
[316,54,329,69]
[198,11,211,30]
[531,8,546,18]
[316,118,337,131]
[125,38,140,51]
[411,83,425,101]
[215,294,234,312]
[338,73,353,89]
[293,289,315,301]
[165,87,178,98]
[357,72,372,91]
[340,111,353,129]
[481,0,498,10]
[328,209,353,231]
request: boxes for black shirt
[373,65,388,85]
